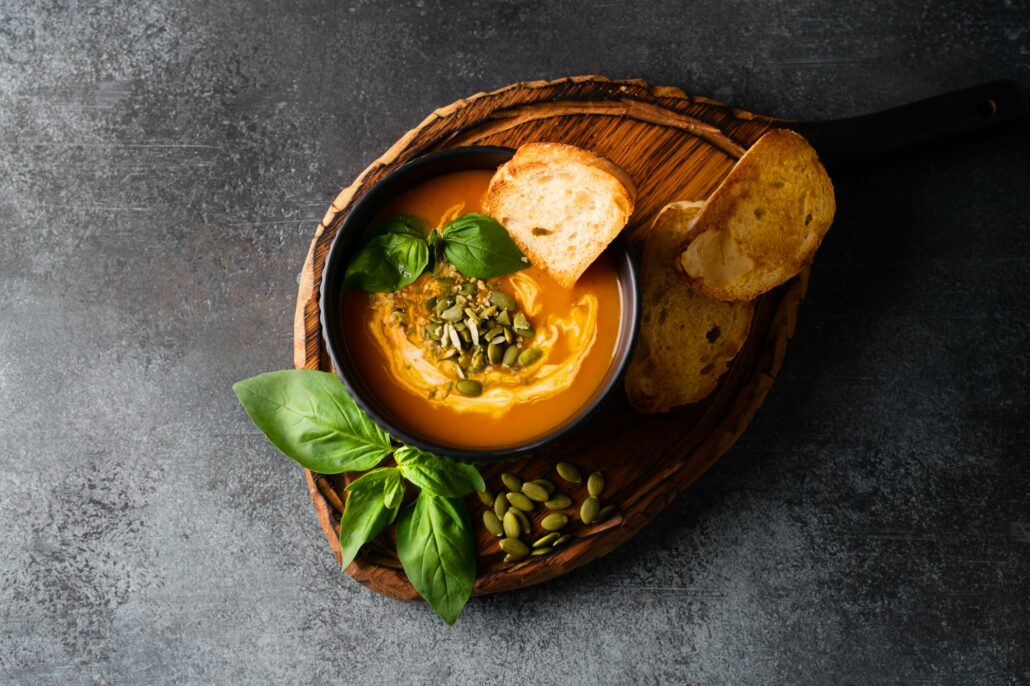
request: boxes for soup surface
[342,169,623,449]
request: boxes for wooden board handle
[793,80,1029,170]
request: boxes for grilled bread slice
[483,143,636,288]
[626,201,754,413]
[679,129,835,301]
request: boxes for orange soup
[342,170,623,450]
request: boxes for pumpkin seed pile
[477,462,618,564]
[416,271,538,397]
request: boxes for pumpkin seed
[512,507,531,534]
[482,511,504,537]
[470,349,485,372]
[496,309,511,326]
[553,534,573,548]
[532,532,560,548]
[435,276,456,287]
[531,547,552,556]
[532,478,556,494]
[463,307,480,322]
[556,462,582,483]
[476,490,494,506]
[489,290,516,311]
[541,513,568,531]
[598,504,616,521]
[487,341,504,364]
[456,379,482,397]
[502,510,521,538]
[518,348,542,367]
[500,537,529,558]
[503,326,515,344]
[506,492,534,512]
[513,311,531,331]
[502,344,519,367]
[502,553,514,563]
[485,327,503,342]
[479,305,498,318]
[521,481,549,502]
[580,496,601,524]
[493,493,508,518]
[500,473,522,491]
[587,471,605,497]
[425,295,438,310]
[544,494,572,510]
[441,304,463,322]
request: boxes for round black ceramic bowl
[320,145,640,463]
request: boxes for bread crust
[678,129,835,301]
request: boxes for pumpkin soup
[342,170,623,449]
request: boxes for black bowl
[320,145,640,463]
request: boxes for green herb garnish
[345,213,528,293]
[232,369,484,624]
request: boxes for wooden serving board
[293,76,806,600]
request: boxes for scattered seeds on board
[556,462,582,483]
[482,511,504,537]
[531,547,552,556]
[580,496,601,524]
[545,494,572,510]
[587,471,605,498]
[494,493,509,518]
[512,507,531,534]
[500,537,529,559]
[532,478,556,495]
[553,534,573,548]
[521,481,550,502]
[501,473,523,492]
[598,504,616,521]
[506,492,535,512]
[533,532,560,548]
[502,553,515,563]
[476,490,494,507]
[503,510,521,538]
[541,513,569,531]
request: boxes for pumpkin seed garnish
[502,344,519,367]
[553,534,573,548]
[502,553,515,563]
[587,471,605,498]
[502,510,521,538]
[501,473,522,491]
[520,481,550,502]
[482,511,504,537]
[544,494,572,510]
[598,504,616,521]
[506,492,534,512]
[455,379,482,397]
[476,490,494,507]
[493,493,509,518]
[556,462,582,483]
[500,537,529,558]
[531,547,552,556]
[511,507,531,534]
[532,532,560,548]
[532,478,556,494]
[580,496,601,524]
[540,513,569,531]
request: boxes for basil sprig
[233,369,482,624]
[344,213,528,292]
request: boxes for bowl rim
[319,145,640,463]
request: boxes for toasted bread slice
[483,143,636,288]
[679,129,835,301]
[625,202,754,413]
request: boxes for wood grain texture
[293,75,805,600]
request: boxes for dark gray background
[2,1,1028,684]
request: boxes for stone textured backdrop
[1,1,1027,683]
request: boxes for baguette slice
[625,201,754,413]
[483,143,636,288]
[679,129,835,301]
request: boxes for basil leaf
[440,213,529,279]
[344,235,401,292]
[338,467,403,567]
[396,492,476,625]
[394,446,485,497]
[232,369,394,473]
[383,233,429,288]
[373,215,426,239]
[426,228,441,272]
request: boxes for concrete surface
[1,1,1028,683]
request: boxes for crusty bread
[625,202,754,413]
[483,143,636,288]
[679,129,835,301]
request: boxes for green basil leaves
[232,368,481,623]
[344,213,528,293]
[440,213,529,279]
[396,492,477,625]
